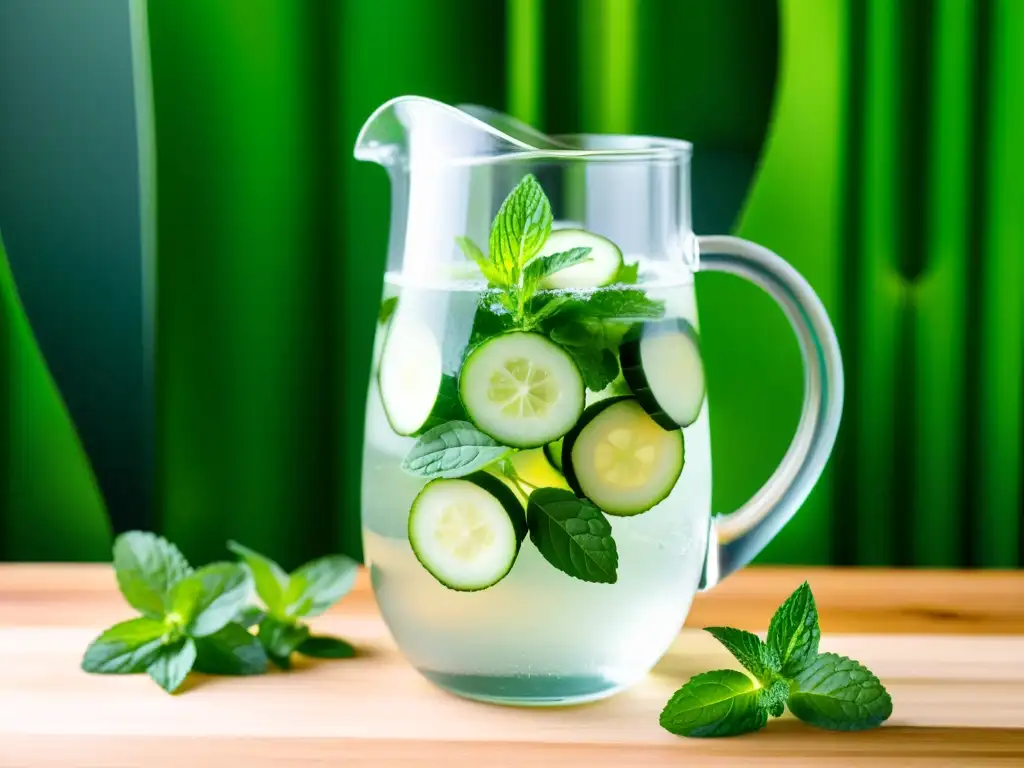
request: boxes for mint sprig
[458,174,565,325]
[487,173,553,284]
[82,531,360,693]
[660,582,892,737]
[459,174,664,331]
[459,174,665,389]
[228,541,359,670]
[82,532,258,693]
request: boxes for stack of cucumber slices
[377,177,707,592]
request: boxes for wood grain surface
[0,565,1022,767]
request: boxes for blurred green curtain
[0,235,111,560]
[2,0,1021,569]
[855,0,1023,568]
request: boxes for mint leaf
[548,319,623,391]
[565,344,619,392]
[378,296,398,325]
[522,247,592,296]
[787,653,893,731]
[488,174,553,278]
[766,582,820,677]
[283,554,359,618]
[228,540,289,615]
[659,669,769,738]
[193,622,268,676]
[298,635,356,659]
[527,488,618,584]
[112,531,192,618]
[233,605,266,629]
[457,236,505,285]
[532,287,664,328]
[258,616,310,669]
[469,294,516,345]
[401,421,513,480]
[147,637,197,693]
[568,288,665,320]
[705,627,777,684]
[616,261,639,284]
[168,562,251,637]
[521,295,572,331]
[81,617,168,674]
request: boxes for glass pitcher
[354,96,843,707]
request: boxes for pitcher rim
[354,95,693,165]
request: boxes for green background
[0,0,1021,570]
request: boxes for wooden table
[1,565,1022,766]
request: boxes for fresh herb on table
[660,582,893,737]
[228,540,358,669]
[81,531,358,693]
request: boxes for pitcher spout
[354,95,538,167]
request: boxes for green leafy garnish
[282,554,360,618]
[193,622,267,676]
[766,581,820,677]
[81,617,169,675]
[401,420,513,479]
[166,562,251,638]
[615,260,640,284]
[457,235,505,285]
[112,531,192,618]
[82,531,360,693]
[148,637,197,693]
[552,288,666,321]
[455,175,666,395]
[233,605,266,629]
[257,615,311,670]
[660,582,892,738]
[224,540,288,615]
[229,540,359,669]
[659,669,769,738]
[704,626,778,684]
[459,174,663,333]
[548,318,630,392]
[522,246,592,296]
[82,534,255,694]
[378,295,398,325]
[787,653,893,730]
[526,487,618,584]
[298,635,357,659]
[487,173,553,281]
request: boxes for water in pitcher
[360,251,712,704]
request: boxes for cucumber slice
[459,331,585,448]
[535,229,624,290]
[620,319,706,429]
[378,319,464,436]
[562,396,684,516]
[543,438,564,472]
[408,471,527,591]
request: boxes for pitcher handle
[695,236,844,588]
